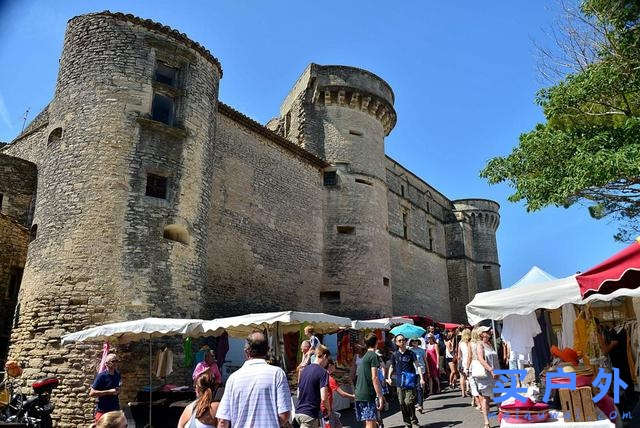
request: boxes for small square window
[146,174,168,199]
[152,93,175,126]
[155,63,177,87]
[323,171,337,186]
[383,277,390,287]
[320,291,341,304]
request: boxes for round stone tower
[453,199,501,293]
[279,64,397,317]
[7,12,221,425]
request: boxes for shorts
[445,357,453,364]
[355,400,377,421]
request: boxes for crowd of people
[88,324,505,428]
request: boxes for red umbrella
[576,239,640,298]
[439,322,464,330]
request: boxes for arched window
[47,127,63,147]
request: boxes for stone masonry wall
[0,215,28,363]
[389,235,451,321]
[4,12,221,426]
[205,111,325,317]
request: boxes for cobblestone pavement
[342,389,498,428]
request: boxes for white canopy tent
[466,272,640,325]
[351,316,413,330]
[511,266,557,288]
[61,317,207,427]
[60,317,205,344]
[199,311,352,337]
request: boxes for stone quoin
[0,11,500,426]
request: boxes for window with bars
[323,171,337,186]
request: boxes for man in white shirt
[217,332,292,428]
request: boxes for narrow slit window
[323,171,337,186]
[0,193,3,211]
[155,63,177,87]
[355,178,372,186]
[402,212,408,239]
[349,130,363,136]
[428,228,433,250]
[146,173,168,199]
[401,184,405,197]
[336,225,355,234]
[151,93,175,126]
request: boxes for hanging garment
[155,348,174,378]
[337,331,353,367]
[501,313,540,363]
[531,313,551,377]
[283,332,299,370]
[626,329,637,385]
[183,337,194,368]
[374,329,384,349]
[97,342,110,373]
[215,332,229,367]
[560,304,576,349]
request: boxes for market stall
[61,318,206,428]
[61,312,353,426]
[465,242,640,426]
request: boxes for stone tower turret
[6,12,221,425]
[277,64,397,317]
[446,199,500,322]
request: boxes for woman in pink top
[425,333,440,394]
[192,350,222,384]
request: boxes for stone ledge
[151,81,185,97]
[136,117,188,139]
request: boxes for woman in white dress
[468,328,482,410]
[475,326,499,428]
[457,329,472,398]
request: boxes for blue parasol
[389,323,426,339]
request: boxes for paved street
[342,389,495,428]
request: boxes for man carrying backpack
[386,334,425,428]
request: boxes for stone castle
[0,12,500,425]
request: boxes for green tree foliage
[481,0,640,241]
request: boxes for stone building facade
[0,12,500,425]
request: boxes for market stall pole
[61,317,205,427]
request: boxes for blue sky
[0,1,627,287]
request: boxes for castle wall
[205,110,325,317]
[0,215,28,363]
[389,235,451,321]
[4,12,222,426]
[384,159,452,319]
